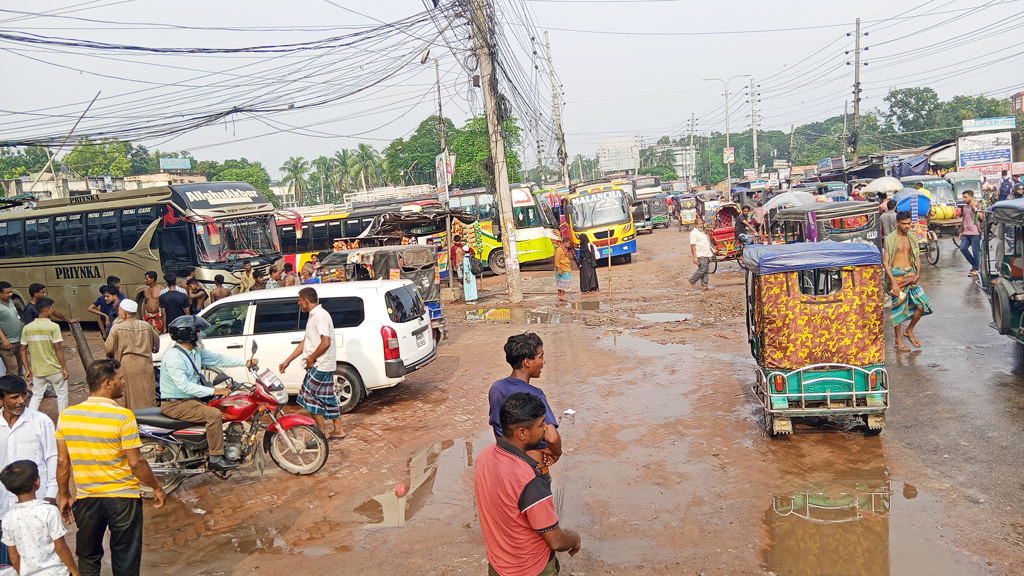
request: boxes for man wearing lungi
[883,210,933,351]
[280,287,346,439]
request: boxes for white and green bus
[0,182,281,319]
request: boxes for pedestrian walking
[0,283,23,378]
[880,200,898,237]
[279,287,345,440]
[877,192,888,213]
[554,237,572,302]
[185,279,207,313]
[475,392,581,576]
[23,285,75,327]
[576,236,599,293]
[158,274,191,333]
[104,300,159,411]
[237,261,255,293]
[141,272,163,332]
[209,275,231,303]
[264,266,282,290]
[250,270,267,291]
[883,211,933,351]
[56,359,166,576]
[19,299,69,413]
[999,170,1013,202]
[689,218,713,291]
[488,333,561,475]
[454,237,478,304]
[0,375,59,574]
[300,263,321,285]
[0,460,78,576]
[282,263,297,287]
[959,190,983,278]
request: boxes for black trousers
[73,497,143,576]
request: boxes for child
[0,460,78,576]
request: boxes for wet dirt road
[50,226,1023,575]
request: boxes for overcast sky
[2,0,1021,179]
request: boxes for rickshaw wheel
[709,255,718,275]
[993,285,1012,335]
[951,234,961,248]
[926,233,940,265]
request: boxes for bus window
[514,206,542,228]
[54,216,70,255]
[158,225,192,274]
[68,214,85,253]
[100,211,120,251]
[328,221,344,243]
[343,219,362,238]
[24,219,38,257]
[2,221,22,259]
[279,225,298,254]
[477,193,495,220]
[450,195,477,216]
[310,222,329,251]
[86,212,101,251]
[121,209,137,249]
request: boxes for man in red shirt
[475,393,582,576]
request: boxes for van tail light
[381,326,400,360]
[869,371,879,391]
[772,374,786,393]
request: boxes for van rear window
[384,285,424,323]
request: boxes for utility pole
[788,124,796,167]
[852,17,862,164]
[533,109,543,185]
[750,79,759,177]
[703,75,749,194]
[471,0,523,304]
[842,100,848,143]
[544,31,571,188]
[434,58,456,290]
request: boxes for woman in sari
[456,240,478,304]
[577,235,599,293]
[554,237,573,302]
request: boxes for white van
[153,280,438,412]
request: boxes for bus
[630,175,662,200]
[448,182,560,273]
[0,182,281,319]
[566,184,637,264]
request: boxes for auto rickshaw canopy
[742,241,881,275]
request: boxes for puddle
[466,308,566,324]
[764,476,985,575]
[571,300,610,311]
[601,333,694,356]
[355,431,493,528]
[635,312,693,322]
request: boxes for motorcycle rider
[159,316,257,472]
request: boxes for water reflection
[466,308,565,324]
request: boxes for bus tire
[488,250,505,275]
[623,253,632,264]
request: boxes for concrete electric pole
[689,112,695,184]
[852,17,862,164]
[471,0,523,304]
[703,75,749,194]
[544,31,571,188]
[534,109,543,185]
[788,124,796,168]
[751,79,759,177]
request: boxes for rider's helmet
[167,315,209,344]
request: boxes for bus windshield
[570,191,630,229]
[196,215,281,264]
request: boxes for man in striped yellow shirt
[55,359,165,576]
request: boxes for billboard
[435,151,455,205]
[598,136,640,173]
[958,131,1012,175]
[962,117,1016,133]
[158,157,191,170]
[723,147,735,164]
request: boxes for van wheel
[488,249,505,275]
[333,366,364,413]
[993,284,1012,335]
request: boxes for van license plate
[416,333,426,347]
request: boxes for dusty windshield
[924,182,955,205]
[570,190,630,229]
[196,215,281,264]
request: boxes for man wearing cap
[104,299,160,410]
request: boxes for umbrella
[764,191,816,211]
[862,176,903,194]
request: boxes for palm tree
[350,143,380,192]
[280,156,310,206]
[312,155,332,204]
[658,148,676,167]
[333,149,354,193]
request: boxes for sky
[2,0,1022,180]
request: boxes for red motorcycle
[134,342,328,495]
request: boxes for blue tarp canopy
[893,188,931,217]
[742,241,881,275]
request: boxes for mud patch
[635,312,693,322]
[466,308,567,324]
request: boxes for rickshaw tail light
[869,372,879,391]
[772,374,786,393]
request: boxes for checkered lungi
[297,367,340,420]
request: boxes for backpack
[469,255,484,276]
[1000,177,1013,198]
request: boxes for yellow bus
[448,182,560,273]
[566,184,637,264]
[0,182,280,319]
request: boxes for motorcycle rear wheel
[140,438,185,497]
[264,425,329,475]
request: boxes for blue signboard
[816,158,832,171]
[159,157,191,170]
[962,117,1016,133]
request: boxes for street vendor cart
[744,242,889,436]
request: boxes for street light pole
[702,75,749,197]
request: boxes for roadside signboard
[958,131,1012,176]
[435,151,455,205]
[159,157,191,170]
[773,160,790,169]
[743,168,756,180]
[962,117,1017,133]
[778,168,791,180]
[1013,161,1024,175]
[723,147,735,164]
[817,158,832,171]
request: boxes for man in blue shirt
[487,333,562,474]
[159,316,255,472]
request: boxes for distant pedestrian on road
[23,284,76,327]
[158,274,191,334]
[554,237,573,302]
[475,392,581,576]
[56,359,166,576]
[883,211,933,351]
[265,266,282,290]
[209,275,232,303]
[19,299,69,413]
[880,200,898,238]
[576,236,599,293]
[104,300,159,411]
[185,278,207,313]
[999,170,1013,202]
[282,263,298,287]
[877,192,888,213]
[280,287,345,440]
[959,190,983,278]
[142,272,163,332]
[0,460,79,576]
[0,282,24,378]
[237,261,255,293]
[454,237,478,304]
[488,333,562,476]
[689,218,713,291]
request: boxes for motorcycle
[133,342,329,496]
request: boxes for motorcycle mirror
[251,341,258,354]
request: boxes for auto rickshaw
[319,244,448,342]
[651,193,670,228]
[698,201,744,274]
[631,200,654,234]
[677,193,697,231]
[771,201,882,250]
[893,188,939,265]
[744,242,889,436]
[980,199,1024,340]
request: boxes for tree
[333,149,355,194]
[213,161,279,208]
[448,116,523,189]
[0,146,49,180]
[350,143,381,191]
[383,116,455,186]
[882,87,941,134]
[658,149,676,166]
[62,139,132,177]
[280,156,310,205]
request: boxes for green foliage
[0,146,49,179]
[209,160,278,208]
[62,139,132,177]
[881,87,1010,145]
[384,116,456,186]
[639,165,677,181]
[280,156,310,205]
[448,116,523,188]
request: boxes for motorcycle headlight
[272,388,289,404]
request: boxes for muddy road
[46,225,1024,575]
